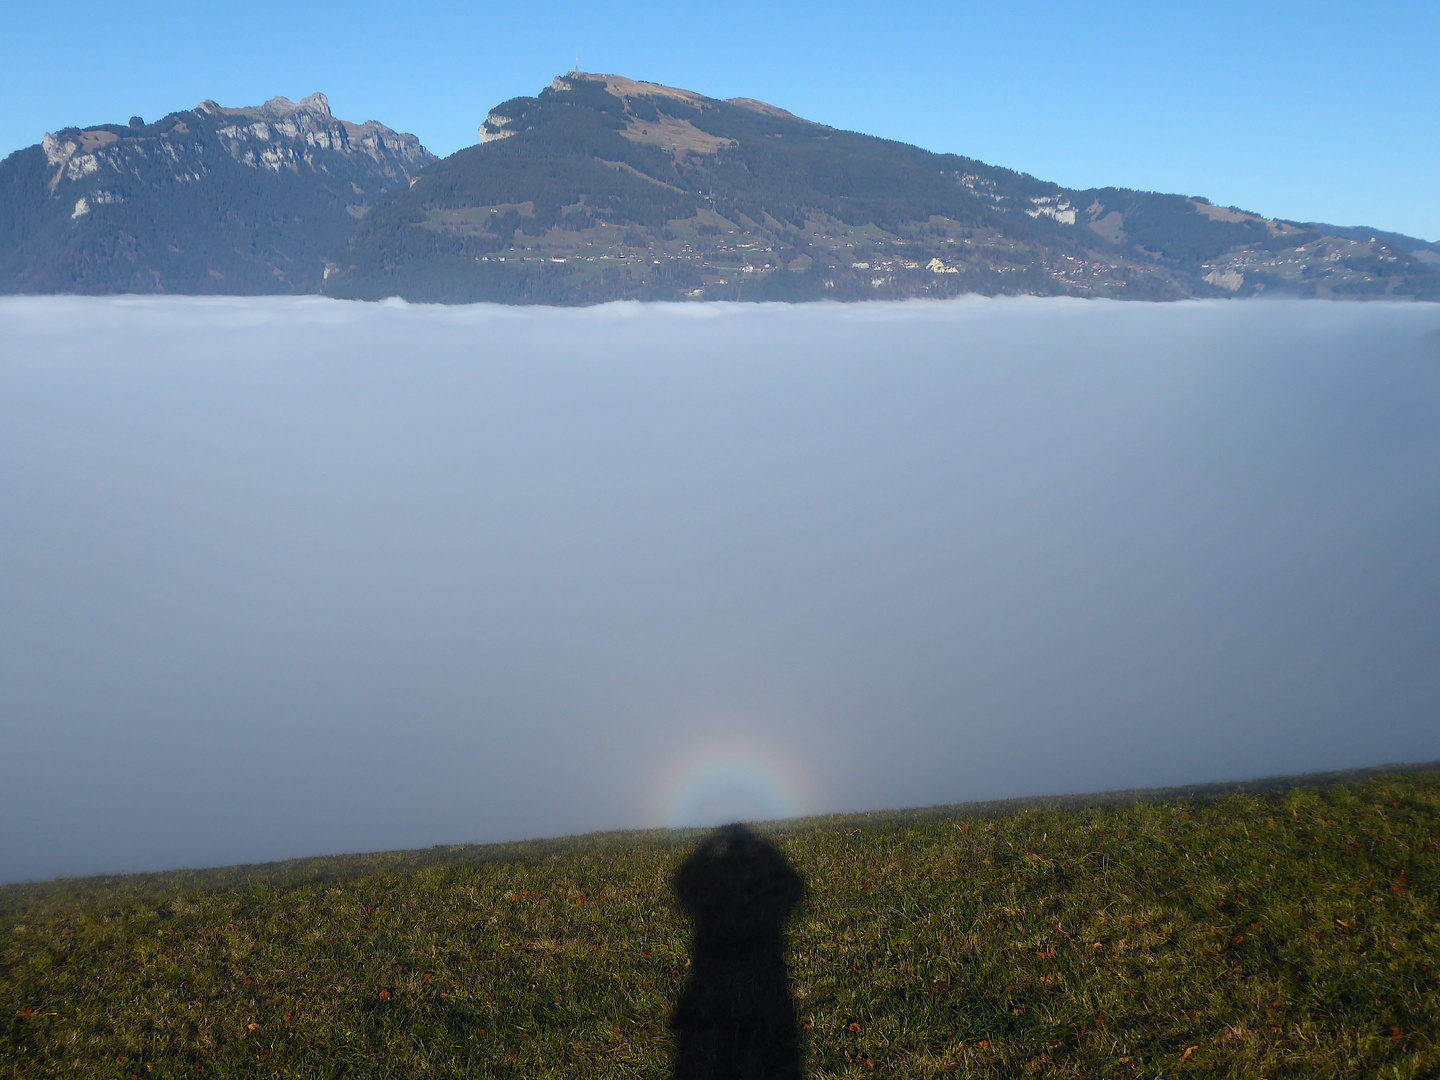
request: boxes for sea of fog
[2,295,1438,883]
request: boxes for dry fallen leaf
[848,1022,861,1033]
[1180,1045,1197,1061]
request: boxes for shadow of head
[670,823,805,1080]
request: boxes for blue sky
[3,0,1437,240]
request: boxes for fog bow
[2,295,1438,882]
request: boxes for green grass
[4,767,1438,1079]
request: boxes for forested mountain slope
[322,73,1440,304]
[4,74,1436,302]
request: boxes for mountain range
[3,74,1437,303]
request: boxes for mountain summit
[1,93,434,294]
[320,72,1439,304]
[3,74,1436,302]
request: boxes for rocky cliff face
[2,93,437,294]
[200,93,432,179]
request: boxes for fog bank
[2,296,1438,883]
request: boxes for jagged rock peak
[196,92,332,119]
[258,92,332,119]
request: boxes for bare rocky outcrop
[8,93,438,295]
[199,92,432,176]
[39,93,433,199]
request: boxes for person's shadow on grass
[670,823,805,1080]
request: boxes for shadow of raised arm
[670,823,805,1080]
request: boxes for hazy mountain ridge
[3,74,1437,301]
[0,93,435,294]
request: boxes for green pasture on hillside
[3,767,1438,1079]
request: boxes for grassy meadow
[3,766,1438,1079]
